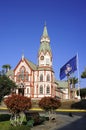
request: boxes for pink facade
[12,25,56,99]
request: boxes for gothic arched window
[40,85,43,94]
[25,73,28,81]
[46,85,50,94]
[16,66,28,82]
[40,74,43,81]
[20,67,25,81]
[47,74,50,81]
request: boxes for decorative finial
[44,21,46,26]
[22,50,24,60]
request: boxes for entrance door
[18,88,24,95]
[18,83,24,96]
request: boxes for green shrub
[9,125,30,130]
[45,116,49,121]
[71,99,86,109]
[25,111,45,126]
[0,114,11,122]
[25,111,40,125]
[26,119,34,127]
[39,116,46,122]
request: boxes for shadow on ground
[71,99,86,109]
[57,115,86,130]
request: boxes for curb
[0,107,86,112]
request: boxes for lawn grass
[0,121,10,130]
[0,121,31,130]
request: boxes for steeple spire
[38,23,52,55]
[38,24,52,67]
[42,23,48,37]
[41,23,50,43]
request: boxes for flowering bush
[39,97,61,120]
[39,97,61,111]
[4,94,32,114]
[4,94,32,126]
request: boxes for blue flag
[60,55,77,80]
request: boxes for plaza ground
[0,99,86,130]
[31,112,86,130]
[0,108,86,130]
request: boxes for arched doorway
[18,83,24,96]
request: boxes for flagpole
[71,73,74,99]
[67,74,70,99]
[77,53,80,99]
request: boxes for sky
[0,0,86,88]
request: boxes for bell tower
[38,24,52,67]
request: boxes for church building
[7,24,78,100]
[7,25,57,99]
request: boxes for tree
[2,64,11,73]
[77,88,86,99]
[39,97,61,120]
[69,77,78,88]
[4,94,32,126]
[0,75,17,102]
[81,68,86,78]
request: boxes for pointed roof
[42,24,48,37]
[25,58,37,70]
[39,24,52,55]
[55,80,68,89]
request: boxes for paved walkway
[31,113,86,130]
[0,107,86,130]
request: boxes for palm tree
[69,77,78,88]
[69,77,78,99]
[2,64,11,73]
[81,68,86,79]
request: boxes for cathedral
[7,25,56,99]
[7,24,77,100]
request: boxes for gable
[14,58,33,75]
